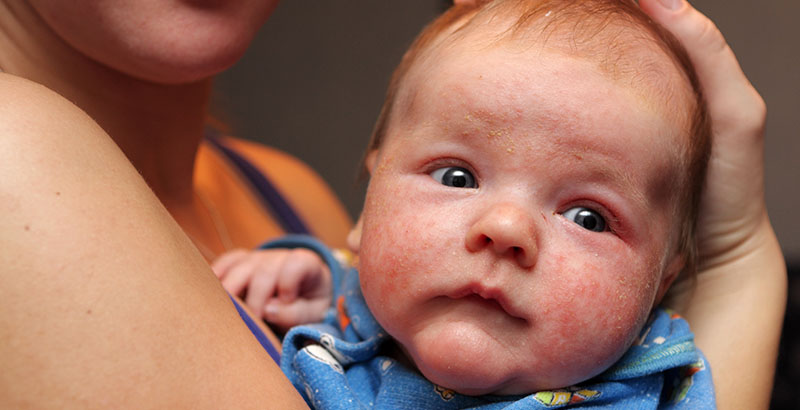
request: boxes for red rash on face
[356,38,687,395]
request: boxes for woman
[0,0,784,408]
[0,1,353,257]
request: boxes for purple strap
[230,296,281,364]
[206,136,311,236]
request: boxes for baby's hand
[212,248,332,330]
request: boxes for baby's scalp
[368,0,710,276]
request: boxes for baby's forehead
[446,11,689,105]
[397,10,696,152]
[390,27,692,202]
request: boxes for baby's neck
[382,339,417,370]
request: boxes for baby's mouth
[461,294,508,315]
[449,286,528,322]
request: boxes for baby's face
[356,40,689,395]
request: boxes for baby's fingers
[275,249,332,303]
[264,298,331,330]
[244,266,281,319]
[219,257,262,297]
[210,248,250,279]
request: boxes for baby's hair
[365,0,710,276]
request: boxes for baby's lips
[450,283,529,322]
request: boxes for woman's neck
[0,0,211,205]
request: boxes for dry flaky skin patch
[486,127,516,154]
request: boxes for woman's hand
[641,0,768,266]
[213,248,333,330]
[639,1,786,408]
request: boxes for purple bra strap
[205,135,311,236]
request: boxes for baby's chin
[401,334,574,396]
[400,328,617,396]
[413,356,569,397]
[414,356,606,397]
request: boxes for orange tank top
[191,135,352,259]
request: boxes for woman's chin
[110,41,251,85]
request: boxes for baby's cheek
[360,227,411,302]
[359,210,437,319]
[534,253,654,374]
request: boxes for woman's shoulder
[1,73,86,119]
[0,73,126,198]
[1,71,53,102]
[0,78,309,406]
[0,73,105,143]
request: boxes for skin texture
[0,74,308,409]
[25,0,279,83]
[443,0,787,406]
[0,0,342,408]
[0,0,351,257]
[353,40,689,395]
[0,0,784,407]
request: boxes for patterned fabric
[270,235,716,409]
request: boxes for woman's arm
[0,74,307,409]
[638,1,787,408]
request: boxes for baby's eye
[430,166,477,188]
[562,207,607,232]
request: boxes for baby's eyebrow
[544,127,682,198]
[547,140,682,211]
[575,159,646,204]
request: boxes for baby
[215,0,715,407]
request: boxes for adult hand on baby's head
[212,248,333,330]
[640,0,770,266]
[640,0,786,409]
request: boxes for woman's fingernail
[657,0,683,10]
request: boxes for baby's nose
[465,203,538,268]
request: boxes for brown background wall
[214,0,800,260]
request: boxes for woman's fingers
[640,0,768,263]
[639,0,766,135]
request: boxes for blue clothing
[271,236,716,409]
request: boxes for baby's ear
[347,150,378,254]
[346,216,364,254]
[364,150,378,173]
[655,254,685,304]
